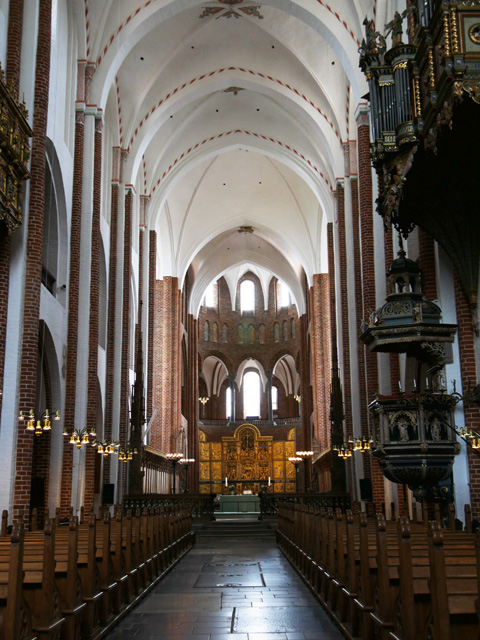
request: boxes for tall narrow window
[226,387,232,419]
[271,386,278,412]
[279,281,291,308]
[243,371,260,418]
[240,280,255,312]
[204,283,215,307]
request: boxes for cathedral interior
[1,0,480,638]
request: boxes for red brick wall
[310,273,330,451]
[60,108,84,514]
[118,188,133,496]
[147,230,156,422]
[357,111,384,504]
[14,0,52,523]
[84,116,103,511]
[418,228,438,301]
[0,0,25,420]
[6,0,24,90]
[103,149,121,485]
[151,277,182,453]
[454,276,480,519]
[198,275,300,412]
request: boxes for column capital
[354,102,370,126]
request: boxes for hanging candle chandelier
[19,409,61,436]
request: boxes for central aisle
[106,520,344,640]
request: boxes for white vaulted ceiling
[82,0,399,314]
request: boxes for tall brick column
[186,313,199,491]
[103,148,123,487]
[151,277,182,453]
[0,0,25,420]
[356,105,384,505]
[309,274,330,451]
[14,0,52,523]
[117,187,134,498]
[454,277,480,519]
[147,231,157,424]
[84,114,103,512]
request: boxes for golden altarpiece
[199,424,297,494]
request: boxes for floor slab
[105,524,345,640]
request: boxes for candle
[398,381,402,392]
[225,477,227,487]
[268,477,271,486]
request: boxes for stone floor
[105,520,344,640]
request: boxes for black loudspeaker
[30,477,45,508]
[103,483,115,505]
[359,478,373,501]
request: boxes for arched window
[282,320,288,340]
[212,321,218,342]
[226,386,232,419]
[273,322,280,342]
[204,320,210,341]
[271,386,278,412]
[279,281,291,308]
[222,323,228,342]
[240,280,255,312]
[243,371,260,418]
[204,283,215,307]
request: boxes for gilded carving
[273,461,284,479]
[285,483,296,493]
[199,484,211,494]
[258,443,270,460]
[241,463,254,480]
[212,461,222,481]
[286,461,296,479]
[211,443,222,460]
[199,442,210,460]
[225,444,237,460]
[200,462,211,481]
[227,463,236,480]
[288,429,295,441]
[258,463,269,480]
[273,442,284,459]
[274,483,284,493]
[0,63,33,235]
[285,442,295,458]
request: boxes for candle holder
[288,456,302,493]
[166,453,184,494]
[295,451,314,492]
[179,458,195,493]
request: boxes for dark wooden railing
[123,493,216,520]
[259,492,351,517]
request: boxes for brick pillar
[0,0,25,419]
[147,231,157,423]
[103,148,122,486]
[336,183,354,442]
[186,313,199,491]
[14,0,52,523]
[117,187,134,498]
[418,228,437,300]
[151,277,182,453]
[356,106,384,505]
[298,314,312,452]
[454,277,480,519]
[84,114,103,512]
[310,275,330,450]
